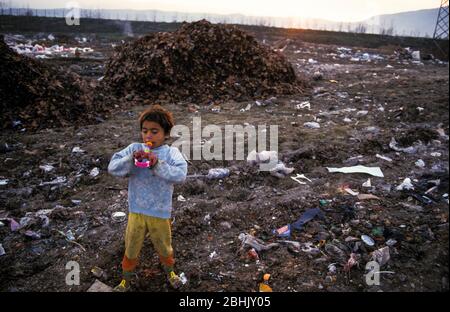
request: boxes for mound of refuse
[104,20,304,103]
[0,36,104,130]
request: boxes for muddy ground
[0,28,449,292]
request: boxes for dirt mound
[103,20,305,103]
[0,36,104,130]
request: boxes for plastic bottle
[259,273,273,292]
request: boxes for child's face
[141,120,167,148]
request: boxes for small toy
[134,141,153,168]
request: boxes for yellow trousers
[122,212,174,272]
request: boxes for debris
[389,138,416,154]
[179,272,188,285]
[326,165,384,177]
[259,273,273,292]
[274,208,323,238]
[238,233,279,252]
[72,147,85,153]
[376,154,393,162]
[343,187,359,196]
[87,279,113,292]
[362,179,372,188]
[312,71,323,81]
[0,243,5,256]
[248,248,259,260]
[371,246,390,266]
[303,122,320,129]
[415,159,425,168]
[177,195,187,202]
[91,266,105,278]
[24,230,41,240]
[39,164,55,172]
[269,162,294,178]
[302,242,321,255]
[207,168,230,179]
[0,179,9,186]
[89,167,100,177]
[396,178,414,191]
[386,239,397,247]
[296,101,311,110]
[209,251,218,260]
[290,173,312,184]
[112,212,127,222]
[343,253,359,272]
[357,194,381,200]
[361,235,375,246]
[39,176,67,186]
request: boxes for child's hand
[133,150,148,162]
[148,152,158,167]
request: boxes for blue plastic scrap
[273,208,324,238]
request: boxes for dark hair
[138,105,174,134]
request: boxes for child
[108,105,187,291]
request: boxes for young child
[108,105,187,291]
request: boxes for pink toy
[134,141,153,168]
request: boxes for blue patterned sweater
[108,143,187,219]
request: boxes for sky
[6,0,441,22]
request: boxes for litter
[91,266,105,278]
[371,246,390,266]
[238,233,279,252]
[177,195,186,202]
[112,212,127,222]
[269,163,295,178]
[274,208,323,238]
[87,280,113,292]
[39,176,67,186]
[39,165,55,172]
[0,218,20,231]
[303,122,320,129]
[396,178,414,191]
[296,101,311,110]
[24,230,41,240]
[259,273,273,292]
[357,194,381,200]
[301,242,321,255]
[290,173,312,184]
[278,240,301,253]
[209,251,218,260]
[89,167,100,177]
[72,147,85,153]
[343,253,359,272]
[389,138,416,154]
[361,235,375,246]
[207,168,230,179]
[376,154,393,162]
[362,179,372,187]
[248,248,260,260]
[343,187,359,196]
[415,159,425,168]
[0,179,9,186]
[326,165,384,177]
[179,272,188,285]
[0,243,5,256]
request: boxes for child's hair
[138,105,174,134]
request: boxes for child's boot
[113,271,133,292]
[167,270,183,289]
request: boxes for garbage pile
[0,36,105,130]
[103,20,304,103]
